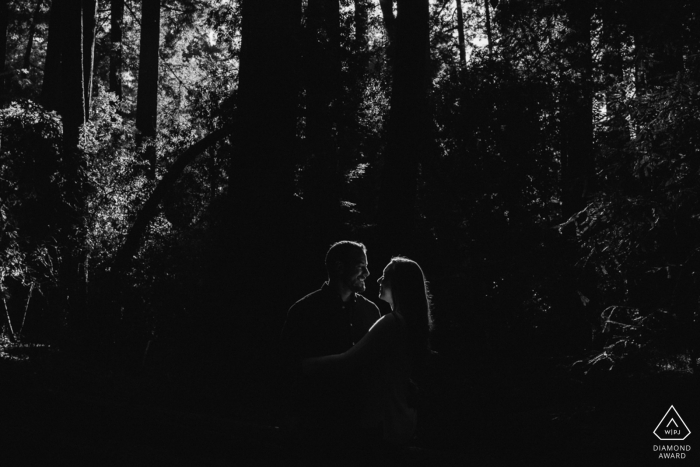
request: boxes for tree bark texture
[41,0,65,112]
[0,0,8,70]
[136,0,160,138]
[0,0,9,104]
[226,0,301,316]
[456,0,466,67]
[83,0,98,119]
[484,0,493,57]
[377,0,431,259]
[110,0,124,98]
[560,0,594,219]
[46,0,88,329]
[61,0,86,152]
[23,1,43,70]
[231,0,300,216]
[379,0,396,46]
[40,0,87,148]
[136,0,161,179]
[302,0,343,242]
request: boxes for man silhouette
[280,241,381,446]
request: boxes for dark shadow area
[2,1,700,465]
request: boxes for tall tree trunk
[41,0,85,148]
[57,0,88,330]
[0,0,9,105]
[303,0,343,243]
[110,0,124,98]
[484,0,493,57]
[83,0,97,119]
[23,1,43,70]
[41,0,65,111]
[231,1,300,251]
[456,0,466,67]
[0,0,8,68]
[379,0,396,46]
[61,0,86,152]
[377,0,431,259]
[136,0,161,180]
[560,0,594,219]
[232,0,300,214]
[222,0,301,367]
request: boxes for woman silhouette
[302,256,433,446]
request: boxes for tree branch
[111,124,234,274]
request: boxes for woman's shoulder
[369,312,405,335]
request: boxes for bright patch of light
[473,36,488,48]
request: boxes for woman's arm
[302,313,396,376]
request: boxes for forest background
[1,0,699,464]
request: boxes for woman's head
[378,256,434,345]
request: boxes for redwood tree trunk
[377,0,431,259]
[136,0,161,179]
[41,0,65,112]
[221,0,301,368]
[110,0,124,98]
[379,0,396,45]
[456,0,465,66]
[41,0,86,148]
[484,0,493,57]
[0,0,8,68]
[302,0,343,242]
[560,0,594,219]
[56,0,88,330]
[229,0,301,276]
[83,0,98,119]
[23,0,43,70]
[0,0,8,105]
[61,0,86,152]
[232,0,300,214]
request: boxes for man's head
[325,241,369,294]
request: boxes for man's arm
[302,313,395,376]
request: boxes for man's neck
[328,280,353,303]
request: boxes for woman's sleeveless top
[360,312,417,445]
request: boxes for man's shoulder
[354,293,380,314]
[355,292,378,307]
[288,286,329,313]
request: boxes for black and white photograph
[0,0,698,465]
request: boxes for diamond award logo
[654,406,691,441]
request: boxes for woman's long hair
[384,256,434,357]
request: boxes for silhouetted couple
[280,241,433,458]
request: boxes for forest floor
[1,335,697,467]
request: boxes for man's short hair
[325,241,367,279]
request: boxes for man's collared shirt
[279,282,381,435]
[281,282,381,363]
